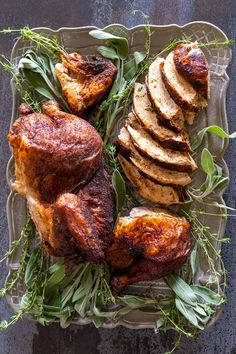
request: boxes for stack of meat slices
[117,42,209,206]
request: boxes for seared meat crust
[55,52,117,116]
[106,207,191,292]
[8,100,102,203]
[173,43,209,100]
[8,101,114,263]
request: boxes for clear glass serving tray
[6,21,232,329]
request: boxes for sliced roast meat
[127,119,197,172]
[173,42,209,101]
[118,125,191,187]
[161,51,208,112]
[118,154,180,205]
[130,150,191,187]
[133,83,191,151]
[146,57,185,132]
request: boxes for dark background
[0,1,235,353]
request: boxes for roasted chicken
[106,207,191,292]
[55,52,117,116]
[9,100,103,203]
[8,101,114,263]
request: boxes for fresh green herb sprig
[0,55,41,112]
[0,246,49,330]
[90,24,151,143]
[187,148,229,201]
[0,214,35,296]
[191,125,236,150]
[18,49,71,112]
[104,144,126,215]
[0,26,65,58]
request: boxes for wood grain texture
[0,0,235,353]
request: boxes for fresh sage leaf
[191,125,236,150]
[89,29,129,59]
[97,45,120,60]
[112,169,126,214]
[46,263,65,289]
[191,285,223,305]
[190,245,198,279]
[175,298,203,329]
[201,148,215,176]
[155,317,165,330]
[165,274,198,305]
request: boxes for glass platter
[6,21,232,329]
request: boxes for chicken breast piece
[127,119,197,172]
[173,42,209,101]
[55,52,117,116]
[146,57,185,132]
[161,49,208,112]
[8,100,103,203]
[133,83,191,151]
[118,125,191,187]
[107,206,191,292]
[118,154,180,205]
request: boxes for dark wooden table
[0,1,235,353]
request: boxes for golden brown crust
[55,52,117,116]
[114,212,190,262]
[111,255,189,293]
[8,101,103,203]
[173,43,209,100]
[52,165,114,262]
[108,207,191,293]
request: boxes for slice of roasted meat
[173,42,209,100]
[133,83,191,151]
[55,52,117,116]
[161,44,208,112]
[118,126,191,187]
[106,207,191,292]
[146,57,185,132]
[118,155,180,205]
[127,118,197,172]
[8,100,103,203]
[8,101,114,263]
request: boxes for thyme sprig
[0,215,36,298]
[0,26,65,57]
[0,55,41,112]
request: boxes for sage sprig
[187,148,229,201]
[191,125,236,150]
[90,26,151,143]
[104,144,126,215]
[18,50,71,112]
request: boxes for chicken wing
[55,52,117,116]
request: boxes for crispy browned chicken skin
[106,207,191,292]
[55,52,117,116]
[173,42,209,100]
[8,100,103,203]
[8,101,114,263]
